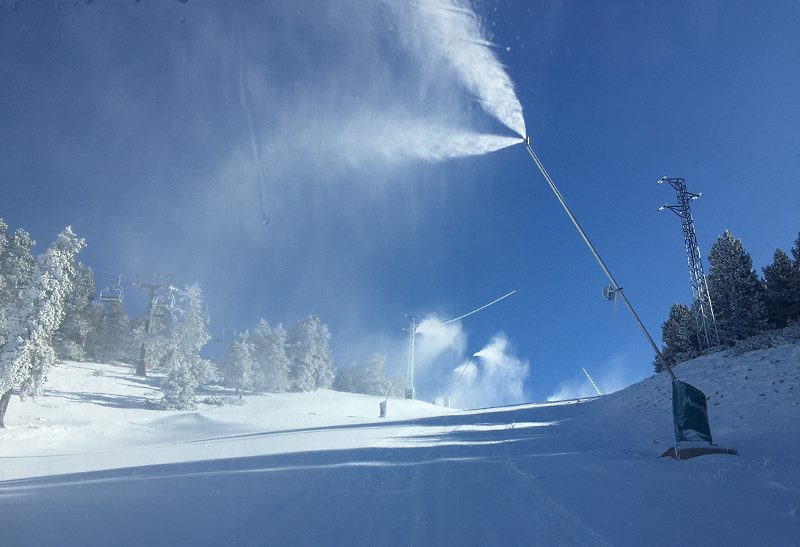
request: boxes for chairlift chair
[153,291,176,310]
[100,276,124,303]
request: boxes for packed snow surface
[1,341,799,546]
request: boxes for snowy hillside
[1,343,799,546]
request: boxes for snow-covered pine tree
[0,220,7,346]
[286,315,334,391]
[333,363,359,393]
[0,223,35,346]
[762,248,800,328]
[160,284,211,409]
[706,230,769,344]
[258,323,291,393]
[0,220,7,305]
[360,353,390,396]
[226,333,257,394]
[0,227,84,426]
[89,300,134,364]
[53,263,97,360]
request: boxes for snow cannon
[659,380,738,460]
[520,136,737,460]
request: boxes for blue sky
[2,1,798,402]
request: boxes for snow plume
[546,354,643,402]
[292,113,521,166]
[395,0,527,138]
[414,316,467,371]
[398,318,528,408]
[340,119,521,163]
[447,334,528,408]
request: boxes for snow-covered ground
[1,343,798,546]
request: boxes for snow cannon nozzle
[524,135,530,146]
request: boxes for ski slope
[1,341,798,546]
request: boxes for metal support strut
[523,138,676,380]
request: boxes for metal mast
[658,177,719,350]
[404,315,417,399]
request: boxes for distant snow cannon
[520,136,737,460]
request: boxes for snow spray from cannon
[520,136,736,459]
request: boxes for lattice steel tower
[658,177,720,350]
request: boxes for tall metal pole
[136,286,157,377]
[405,315,417,399]
[523,138,676,380]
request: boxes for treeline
[333,354,405,397]
[0,219,220,420]
[655,230,800,371]
[0,221,142,365]
[0,218,398,426]
[220,319,403,397]
[221,317,334,394]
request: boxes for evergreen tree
[160,285,211,409]
[333,363,359,393]
[706,230,769,344]
[0,224,35,346]
[792,232,800,264]
[89,301,135,364]
[359,353,390,396]
[257,322,291,393]
[226,333,257,393]
[0,227,85,426]
[53,263,97,360]
[286,315,334,391]
[332,354,390,395]
[762,248,800,328]
[653,303,700,372]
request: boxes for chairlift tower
[658,177,719,350]
[404,315,417,400]
[132,273,175,376]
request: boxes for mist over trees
[334,353,394,396]
[0,216,356,422]
[222,316,335,394]
[0,219,229,420]
[656,229,800,372]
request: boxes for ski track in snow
[1,342,799,546]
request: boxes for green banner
[672,380,713,444]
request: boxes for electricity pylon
[658,177,720,350]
